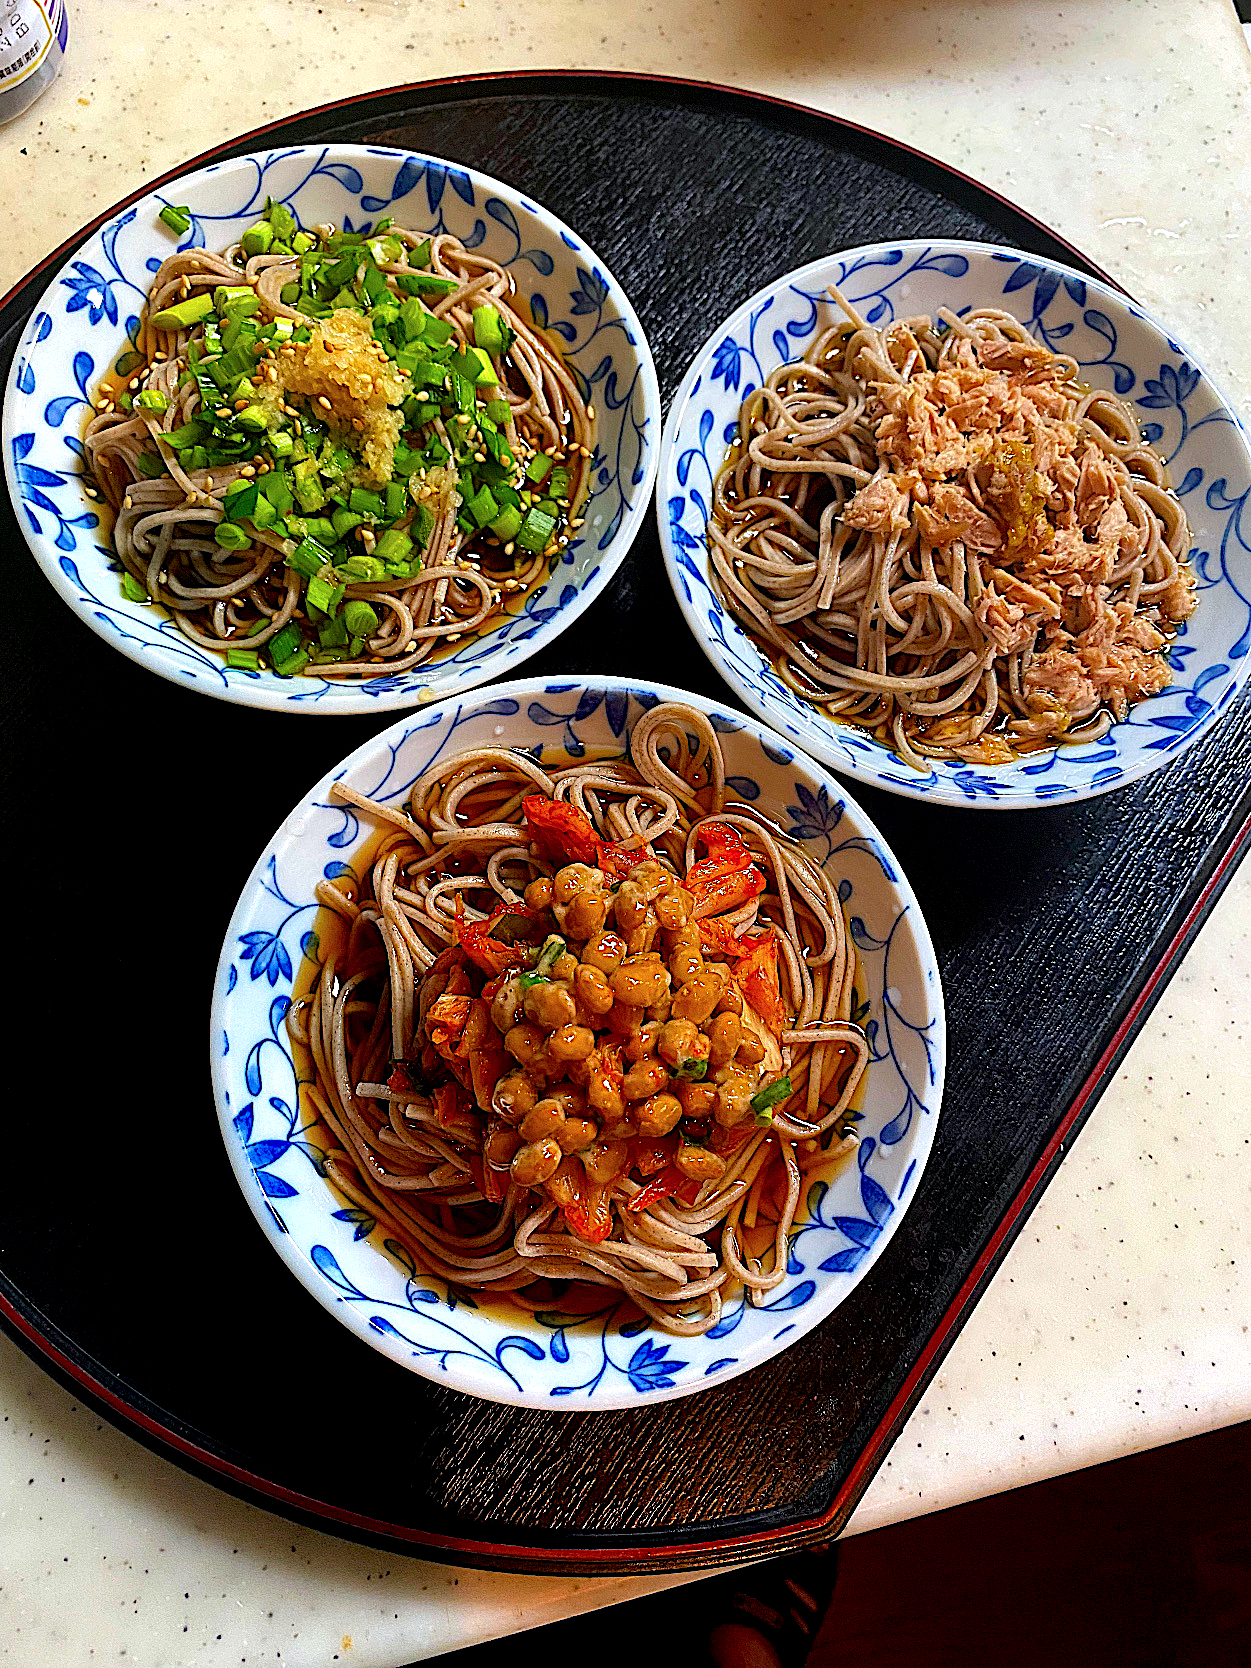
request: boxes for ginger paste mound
[262,308,404,486]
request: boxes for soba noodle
[287,702,869,1337]
[84,213,593,677]
[708,287,1195,769]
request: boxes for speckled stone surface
[2,3,1249,1664]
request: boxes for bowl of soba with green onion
[4,145,659,713]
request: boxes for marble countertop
[3,3,1250,1664]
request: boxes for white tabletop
[3,4,1250,1664]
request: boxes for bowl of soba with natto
[211,677,944,1408]
[4,145,660,714]
[659,239,1251,809]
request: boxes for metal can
[0,1,69,125]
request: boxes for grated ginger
[261,309,404,486]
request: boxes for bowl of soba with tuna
[211,677,944,1408]
[659,240,1251,807]
[4,145,659,713]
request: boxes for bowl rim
[209,672,947,1409]
[4,142,662,717]
[656,236,1251,809]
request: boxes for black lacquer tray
[2,74,1248,1575]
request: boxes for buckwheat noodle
[286,702,869,1337]
[83,231,592,674]
[707,288,1195,769]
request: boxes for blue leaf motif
[550,1329,570,1363]
[318,161,364,194]
[861,1173,893,1225]
[233,1105,254,1143]
[448,167,475,206]
[820,1247,867,1274]
[497,1335,545,1365]
[247,1138,289,1168]
[258,1172,297,1198]
[761,1279,815,1313]
[605,689,629,736]
[1002,260,1044,293]
[834,1215,880,1248]
[311,1244,367,1297]
[711,337,742,392]
[391,156,423,201]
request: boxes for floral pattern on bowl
[210,677,945,1408]
[657,240,1251,808]
[4,146,660,715]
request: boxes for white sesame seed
[587,405,596,421]
[122,494,133,509]
[241,465,256,478]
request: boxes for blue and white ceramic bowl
[659,240,1251,808]
[211,677,945,1409]
[4,145,660,715]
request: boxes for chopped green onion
[548,466,572,500]
[373,529,414,568]
[161,423,205,457]
[416,311,454,347]
[525,451,554,485]
[158,204,192,236]
[291,230,314,255]
[226,647,260,671]
[465,483,500,528]
[291,459,326,513]
[250,493,277,530]
[266,199,298,242]
[393,271,457,298]
[409,504,435,550]
[214,521,252,550]
[289,535,335,578]
[268,622,302,664]
[488,503,522,543]
[268,429,295,460]
[150,292,215,332]
[272,647,311,678]
[674,1056,709,1083]
[133,389,169,415]
[307,571,345,616]
[213,284,255,313]
[259,472,293,514]
[120,573,149,603]
[343,600,379,637]
[450,346,498,386]
[236,404,270,433]
[515,506,557,553]
[472,305,510,357]
[485,398,511,425]
[135,452,167,478]
[750,1076,793,1125]
[331,506,364,539]
[347,486,386,520]
[384,480,407,521]
[318,441,353,480]
[318,613,349,648]
[241,220,275,257]
[341,553,387,581]
[222,479,260,521]
[519,934,566,989]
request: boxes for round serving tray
[2,72,1248,1574]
